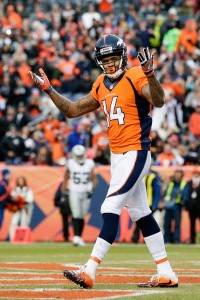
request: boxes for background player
[62,144,97,246]
[29,34,178,288]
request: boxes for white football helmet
[72,145,86,164]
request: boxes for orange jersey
[90,67,152,153]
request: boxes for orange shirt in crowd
[156,153,175,166]
[57,59,76,80]
[175,19,198,54]
[162,80,185,97]
[188,109,200,137]
[92,132,109,151]
[51,138,65,163]
[41,118,61,144]
[98,0,113,14]
[1,6,22,30]
[18,64,32,87]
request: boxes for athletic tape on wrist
[45,85,53,94]
[144,70,155,78]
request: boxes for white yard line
[0,263,199,300]
[0,288,166,300]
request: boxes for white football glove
[137,47,155,77]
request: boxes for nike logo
[159,279,172,285]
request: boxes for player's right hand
[29,68,52,92]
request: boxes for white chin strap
[105,68,125,79]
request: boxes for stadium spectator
[8,175,34,240]
[0,106,16,149]
[185,168,200,243]
[11,77,29,107]
[0,168,11,229]
[81,119,93,149]
[40,112,61,144]
[0,124,25,165]
[33,145,53,166]
[96,0,114,16]
[92,119,109,164]
[185,78,200,114]
[168,134,179,148]
[152,89,181,132]
[136,20,154,48]
[51,133,66,165]
[81,4,101,30]
[74,71,93,99]
[75,52,92,77]
[0,75,12,104]
[54,180,71,242]
[150,130,163,158]
[184,139,200,165]
[188,104,200,138]
[162,23,181,53]
[175,19,199,56]
[149,15,164,51]
[0,95,6,118]
[31,129,48,154]
[15,102,31,130]
[157,120,176,142]
[20,126,35,163]
[160,7,180,43]
[1,4,22,31]
[155,144,176,167]
[64,122,86,154]
[28,88,42,119]
[163,169,187,243]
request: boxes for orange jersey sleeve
[90,67,152,153]
[90,74,105,101]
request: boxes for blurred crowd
[0,0,200,166]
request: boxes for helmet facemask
[94,35,127,80]
[96,51,126,79]
[95,50,127,79]
[72,145,86,164]
[75,155,85,164]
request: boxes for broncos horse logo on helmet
[94,34,128,80]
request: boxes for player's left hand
[137,48,156,77]
[29,68,52,93]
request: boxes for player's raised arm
[29,68,100,118]
[137,48,165,108]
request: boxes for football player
[62,145,97,246]
[29,34,178,288]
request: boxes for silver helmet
[72,145,86,164]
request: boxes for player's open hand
[29,68,52,93]
[137,48,156,77]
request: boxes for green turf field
[0,242,200,299]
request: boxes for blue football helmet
[94,34,127,79]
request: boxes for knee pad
[99,213,119,244]
[136,213,160,237]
